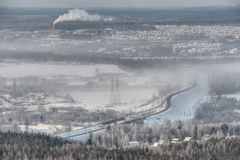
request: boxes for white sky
[1,0,240,8]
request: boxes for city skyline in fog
[1,0,240,8]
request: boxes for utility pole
[25,117,29,133]
[13,78,16,96]
[130,111,131,122]
[68,122,71,139]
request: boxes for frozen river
[145,77,208,125]
[145,62,240,125]
[0,63,125,77]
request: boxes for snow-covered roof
[183,137,193,142]
[129,141,140,147]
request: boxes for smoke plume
[53,8,114,25]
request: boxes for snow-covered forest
[1,130,240,160]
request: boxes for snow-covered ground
[223,93,240,101]
[217,63,240,73]
[235,110,240,113]
[0,62,159,112]
[3,62,240,139]
[21,88,157,112]
[69,89,157,112]
[0,99,13,109]
[17,124,86,135]
[0,124,64,134]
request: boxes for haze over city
[1,1,240,159]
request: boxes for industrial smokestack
[53,8,114,25]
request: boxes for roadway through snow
[56,125,104,139]
[123,83,196,123]
[55,82,198,140]
[145,76,208,125]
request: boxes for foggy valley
[0,5,240,160]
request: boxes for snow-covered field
[223,93,240,101]
[69,89,157,111]
[0,62,159,111]
[0,124,64,134]
[0,99,13,109]
[21,88,157,112]
[2,62,240,137]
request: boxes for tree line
[1,128,240,159]
[195,97,240,124]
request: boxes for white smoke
[53,8,114,25]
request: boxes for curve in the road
[55,83,196,139]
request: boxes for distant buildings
[152,137,194,147]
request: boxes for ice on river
[145,77,208,126]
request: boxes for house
[153,140,168,147]
[171,138,182,144]
[129,141,140,147]
[114,120,125,125]
[183,137,193,142]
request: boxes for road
[145,76,208,125]
[55,82,197,141]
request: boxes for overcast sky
[1,0,240,8]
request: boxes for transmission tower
[67,122,71,139]
[25,117,29,133]
[13,123,18,133]
[115,76,121,104]
[110,77,115,105]
[208,75,215,96]
[109,76,121,106]
[211,76,215,96]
